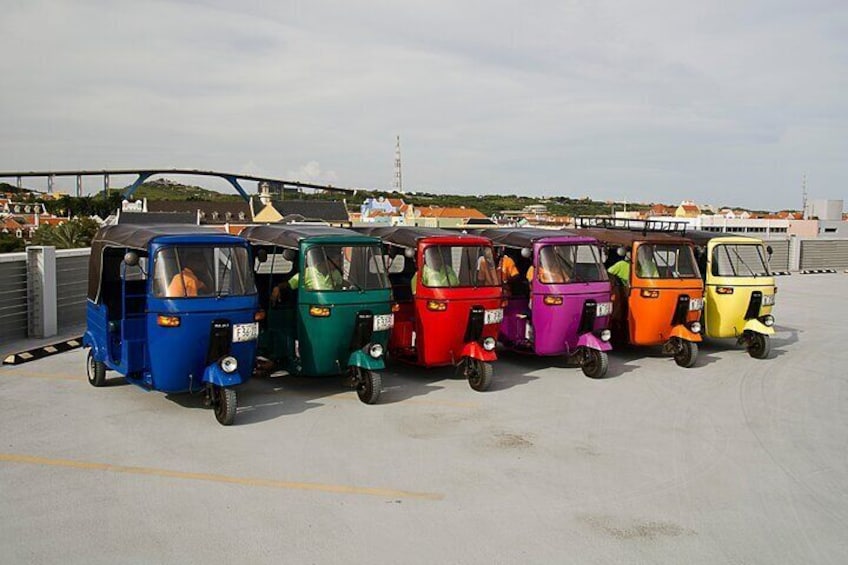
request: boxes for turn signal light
[391,302,401,313]
[501,299,508,308]
[254,310,266,321]
[716,287,734,295]
[309,306,331,317]
[543,295,564,306]
[426,300,448,311]
[640,289,660,299]
[157,315,180,327]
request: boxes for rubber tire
[213,386,237,426]
[86,349,107,387]
[747,333,771,360]
[467,359,493,392]
[581,348,609,379]
[674,339,698,368]
[356,369,382,405]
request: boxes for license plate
[233,322,259,342]
[373,314,394,332]
[596,302,613,317]
[762,294,775,306]
[484,308,504,325]
[688,298,704,311]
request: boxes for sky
[1,0,846,210]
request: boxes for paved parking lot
[1,274,847,564]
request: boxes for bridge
[0,168,355,202]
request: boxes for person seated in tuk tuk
[272,248,343,299]
[635,245,661,278]
[166,251,211,297]
[495,247,519,283]
[526,247,570,284]
[411,247,459,294]
[476,250,501,287]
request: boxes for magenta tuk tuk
[477,228,614,378]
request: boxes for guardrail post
[27,246,58,338]
[789,236,802,272]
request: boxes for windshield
[302,244,389,291]
[537,244,608,283]
[712,244,770,277]
[153,245,255,298]
[635,244,700,279]
[422,245,500,288]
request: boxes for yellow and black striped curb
[2,337,84,365]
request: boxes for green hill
[132,180,243,201]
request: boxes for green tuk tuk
[241,225,394,404]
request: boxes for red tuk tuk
[359,227,503,391]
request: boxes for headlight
[760,315,775,327]
[595,302,613,317]
[762,294,776,306]
[600,329,611,342]
[689,322,702,334]
[220,356,238,373]
[689,298,704,311]
[368,343,384,359]
[482,337,496,351]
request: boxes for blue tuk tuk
[83,225,261,425]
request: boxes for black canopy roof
[240,225,374,249]
[470,227,579,248]
[88,224,242,302]
[355,226,479,249]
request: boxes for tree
[0,233,25,253]
[30,217,100,249]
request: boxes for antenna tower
[801,173,808,219]
[393,135,403,194]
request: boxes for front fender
[348,349,386,371]
[670,324,703,343]
[83,331,105,361]
[460,341,497,362]
[576,332,613,352]
[742,319,775,336]
[202,362,245,387]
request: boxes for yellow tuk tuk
[688,231,776,359]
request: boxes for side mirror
[282,248,297,262]
[766,245,773,256]
[520,247,532,258]
[256,249,268,263]
[404,248,415,259]
[123,251,139,267]
[617,246,627,257]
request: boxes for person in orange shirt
[496,248,519,283]
[167,255,209,297]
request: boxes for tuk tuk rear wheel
[86,349,107,387]
[213,386,237,426]
[747,333,771,359]
[467,359,493,392]
[355,369,381,405]
[581,348,609,379]
[673,339,698,368]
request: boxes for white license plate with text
[233,322,259,342]
[484,308,504,325]
[373,314,394,332]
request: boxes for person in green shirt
[272,249,343,303]
[607,249,631,286]
[635,245,660,278]
[411,247,459,294]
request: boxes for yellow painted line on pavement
[0,453,444,501]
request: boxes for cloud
[0,0,846,208]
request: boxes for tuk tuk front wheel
[86,349,107,387]
[354,368,381,405]
[212,386,237,426]
[581,348,609,379]
[746,333,771,360]
[673,339,698,368]
[466,358,493,392]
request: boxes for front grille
[671,295,690,326]
[206,319,232,363]
[464,306,485,343]
[745,291,763,320]
[350,310,374,351]
[578,299,597,335]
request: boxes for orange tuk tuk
[574,218,704,367]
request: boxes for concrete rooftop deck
[1,274,846,564]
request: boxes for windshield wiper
[730,247,757,277]
[217,252,233,298]
[326,254,362,292]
